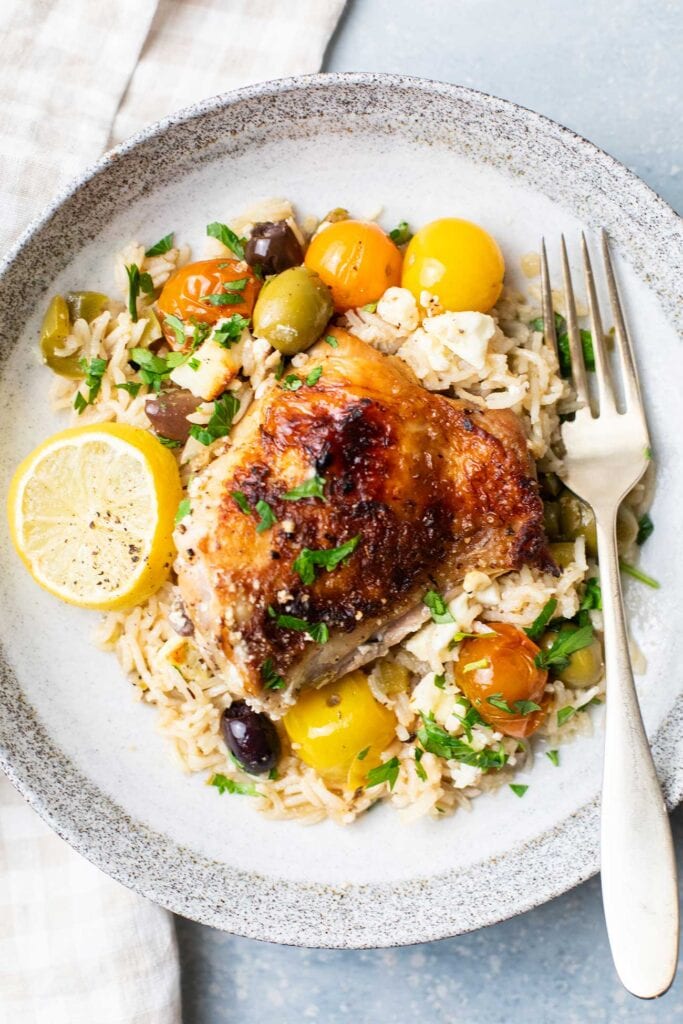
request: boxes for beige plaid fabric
[0,1,345,1021]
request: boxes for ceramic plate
[0,74,681,948]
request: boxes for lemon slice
[8,423,183,610]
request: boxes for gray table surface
[177,1,683,1020]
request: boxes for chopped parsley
[282,475,326,502]
[175,498,191,524]
[417,714,508,770]
[157,436,181,449]
[557,706,577,726]
[115,381,142,397]
[486,694,543,717]
[202,291,243,307]
[365,756,400,790]
[210,773,259,797]
[125,263,154,323]
[232,490,251,514]
[454,697,485,742]
[619,559,660,589]
[214,314,250,348]
[423,589,454,624]
[325,334,339,348]
[534,623,594,671]
[462,658,490,673]
[525,598,557,641]
[163,313,186,347]
[509,784,528,798]
[145,233,174,257]
[261,657,285,691]
[268,608,329,644]
[274,357,286,381]
[433,673,446,690]
[73,357,107,413]
[130,346,188,392]
[645,445,653,460]
[636,513,654,546]
[206,221,246,261]
[580,577,602,612]
[255,499,277,533]
[293,536,360,586]
[281,374,303,392]
[414,747,428,782]
[305,366,323,386]
[189,392,240,446]
[357,746,371,761]
[513,699,542,716]
[530,313,594,375]
[389,220,413,245]
[546,749,560,767]
[362,302,378,313]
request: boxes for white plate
[0,74,681,947]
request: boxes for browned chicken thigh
[175,328,554,712]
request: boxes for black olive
[245,221,304,276]
[145,385,201,443]
[222,701,280,775]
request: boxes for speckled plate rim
[0,73,681,949]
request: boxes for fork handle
[597,510,679,998]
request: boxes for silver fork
[541,233,679,999]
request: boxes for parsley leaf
[636,513,654,546]
[434,673,446,690]
[580,577,602,611]
[125,264,148,323]
[145,233,174,257]
[534,623,594,671]
[414,747,428,782]
[557,706,577,726]
[175,498,191,524]
[514,699,543,715]
[232,490,251,514]
[255,499,277,533]
[423,589,454,624]
[546,749,560,767]
[74,357,107,413]
[487,693,513,714]
[325,334,339,348]
[509,784,528,798]
[293,536,360,585]
[362,302,378,313]
[525,598,557,641]
[389,220,413,245]
[130,346,186,393]
[206,221,246,261]
[619,560,660,589]
[261,657,285,691]
[365,756,400,790]
[202,291,242,307]
[417,714,508,770]
[281,374,303,392]
[268,608,329,644]
[189,392,240,446]
[453,697,485,742]
[282,475,326,502]
[158,436,181,449]
[357,746,371,761]
[305,366,323,386]
[163,314,186,348]
[115,381,142,397]
[210,773,259,797]
[214,314,249,348]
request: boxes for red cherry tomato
[157,258,260,345]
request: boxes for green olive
[558,491,598,557]
[543,501,561,540]
[549,541,577,569]
[252,267,334,355]
[40,295,83,379]
[65,290,109,324]
[541,625,603,688]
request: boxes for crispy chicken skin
[175,328,554,711]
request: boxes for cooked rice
[51,210,649,825]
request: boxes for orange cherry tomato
[304,220,402,312]
[157,258,261,345]
[454,622,548,739]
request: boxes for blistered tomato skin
[454,622,548,738]
[157,258,261,344]
[222,701,280,775]
[283,671,397,789]
[401,217,505,313]
[304,220,403,312]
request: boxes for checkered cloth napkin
[0,2,345,1021]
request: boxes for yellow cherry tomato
[304,220,403,312]
[401,217,504,313]
[283,671,397,790]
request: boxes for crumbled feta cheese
[170,334,244,399]
[422,311,496,371]
[410,672,459,726]
[405,620,457,670]
[449,762,482,788]
[376,287,420,333]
